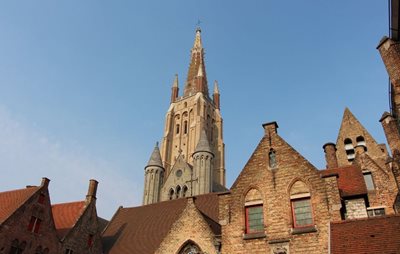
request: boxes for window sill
[243,232,266,240]
[291,226,317,235]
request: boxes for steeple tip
[193,27,203,50]
[213,80,219,94]
[172,74,179,88]
[146,143,163,168]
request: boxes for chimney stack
[262,121,279,136]
[86,179,98,203]
[323,143,338,169]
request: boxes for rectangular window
[292,198,313,228]
[363,172,375,191]
[367,207,385,217]
[245,205,264,233]
[27,216,41,233]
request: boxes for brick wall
[155,198,218,254]
[0,179,61,254]
[220,123,332,254]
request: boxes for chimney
[380,112,400,155]
[41,177,50,188]
[86,179,98,202]
[323,143,338,169]
[262,121,278,136]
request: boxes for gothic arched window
[244,189,264,234]
[178,241,202,254]
[176,185,181,198]
[344,138,355,161]
[290,181,313,228]
[182,185,188,197]
[169,188,175,200]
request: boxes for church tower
[143,28,226,205]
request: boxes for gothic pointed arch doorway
[178,240,202,254]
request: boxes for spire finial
[213,80,219,94]
[172,74,179,88]
[193,26,203,50]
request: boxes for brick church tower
[142,28,226,205]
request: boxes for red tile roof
[102,193,220,254]
[331,215,400,254]
[321,165,367,197]
[52,201,86,239]
[0,186,39,224]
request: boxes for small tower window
[269,149,277,168]
[176,124,180,135]
[344,138,355,161]
[184,121,188,134]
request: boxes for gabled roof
[102,193,220,254]
[0,186,39,224]
[52,201,86,239]
[331,215,400,254]
[321,165,367,198]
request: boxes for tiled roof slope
[0,186,39,224]
[52,201,86,239]
[321,165,367,197]
[102,192,220,254]
[331,215,400,254]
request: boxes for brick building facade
[0,178,104,254]
[103,12,400,252]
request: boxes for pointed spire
[184,28,208,97]
[172,74,179,88]
[213,80,219,94]
[146,142,163,168]
[193,27,203,51]
[195,129,213,153]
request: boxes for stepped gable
[52,201,86,239]
[321,165,367,198]
[102,192,220,254]
[0,186,39,224]
[330,215,400,253]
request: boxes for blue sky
[0,1,390,218]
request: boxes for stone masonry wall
[345,199,367,219]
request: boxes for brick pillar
[323,143,338,169]
[377,37,400,119]
[380,112,400,155]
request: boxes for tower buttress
[192,129,214,195]
[143,143,164,205]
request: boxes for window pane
[363,173,374,190]
[293,199,313,227]
[246,206,264,233]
